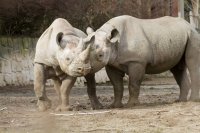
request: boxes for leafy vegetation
[0,0,195,37]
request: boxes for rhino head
[84,25,119,65]
[55,32,91,77]
[84,25,120,65]
[67,25,120,75]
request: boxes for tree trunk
[164,0,170,16]
[191,0,199,28]
[140,0,152,19]
[178,0,184,18]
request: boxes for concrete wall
[0,37,172,87]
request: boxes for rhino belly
[146,59,180,74]
[146,42,186,74]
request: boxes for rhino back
[105,16,192,73]
[34,26,58,66]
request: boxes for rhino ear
[109,29,119,44]
[83,34,95,48]
[86,27,94,35]
[56,32,65,49]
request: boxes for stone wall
[0,37,112,86]
[0,37,36,86]
[0,37,172,87]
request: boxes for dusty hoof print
[56,105,72,112]
[37,100,52,111]
[73,105,87,111]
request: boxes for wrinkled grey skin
[74,15,200,108]
[34,18,102,111]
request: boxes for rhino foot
[56,105,72,112]
[125,99,140,108]
[37,99,52,111]
[90,100,103,110]
[189,97,200,102]
[175,98,187,102]
[91,102,103,110]
[108,102,123,109]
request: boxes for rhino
[34,18,102,111]
[71,15,200,108]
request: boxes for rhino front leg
[85,73,103,109]
[56,76,76,111]
[34,63,51,111]
[52,77,62,103]
[126,63,145,107]
[106,65,125,108]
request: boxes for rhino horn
[79,44,91,63]
[77,38,84,51]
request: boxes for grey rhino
[34,18,102,111]
[74,15,200,108]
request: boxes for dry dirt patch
[0,78,200,133]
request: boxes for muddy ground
[0,77,200,133]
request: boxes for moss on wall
[0,37,37,86]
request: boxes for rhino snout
[69,63,91,77]
[76,66,91,75]
[77,67,85,73]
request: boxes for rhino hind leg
[186,32,200,101]
[106,65,125,108]
[170,59,190,102]
[126,63,145,107]
[85,74,103,110]
[34,63,51,111]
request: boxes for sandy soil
[0,78,200,133]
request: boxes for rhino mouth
[69,64,91,76]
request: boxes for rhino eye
[66,57,70,61]
[96,45,100,49]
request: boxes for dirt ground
[0,77,200,133]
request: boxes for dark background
[0,0,191,37]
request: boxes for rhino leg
[186,32,200,101]
[126,63,145,107]
[34,63,51,111]
[55,76,76,111]
[52,77,62,103]
[170,59,190,102]
[85,73,103,109]
[106,65,125,108]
